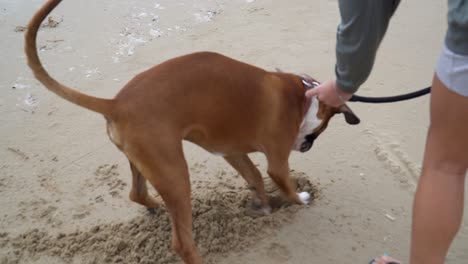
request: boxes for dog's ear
[338,104,360,125]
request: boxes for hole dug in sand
[0,171,318,264]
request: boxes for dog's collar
[301,78,320,91]
[299,75,320,115]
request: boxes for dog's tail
[25,0,114,117]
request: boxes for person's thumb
[305,86,320,98]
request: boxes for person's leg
[409,75,468,264]
[372,74,468,264]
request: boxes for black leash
[349,86,431,103]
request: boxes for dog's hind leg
[128,161,160,209]
[163,168,201,264]
[129,140,202,264]
[224,154,270,213]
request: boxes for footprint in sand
[89,164,127,198]
[363,127,421,192]
[266,242,291,262]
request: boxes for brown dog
[25,1,359,263]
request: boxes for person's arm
[307,0,400,106]
[336,0,399,94]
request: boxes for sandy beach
[1,0,467,263]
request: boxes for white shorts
[435,44,468,97]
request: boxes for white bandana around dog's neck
[292,96,322,151]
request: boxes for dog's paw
[245,204,272,218]
[298,192,310,205]
[147,207,157,214]
[262,206,272,214]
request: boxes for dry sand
[1,0,467,263]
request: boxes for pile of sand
[0,172,317,264]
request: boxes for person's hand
[305,79,353,107]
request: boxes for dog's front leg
[224,154,271,213]
[265,153,310,205]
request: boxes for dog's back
[111,51,305,155]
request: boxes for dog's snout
[305,134,317,144]
[300,133,318,152]
[300,141,312,152]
